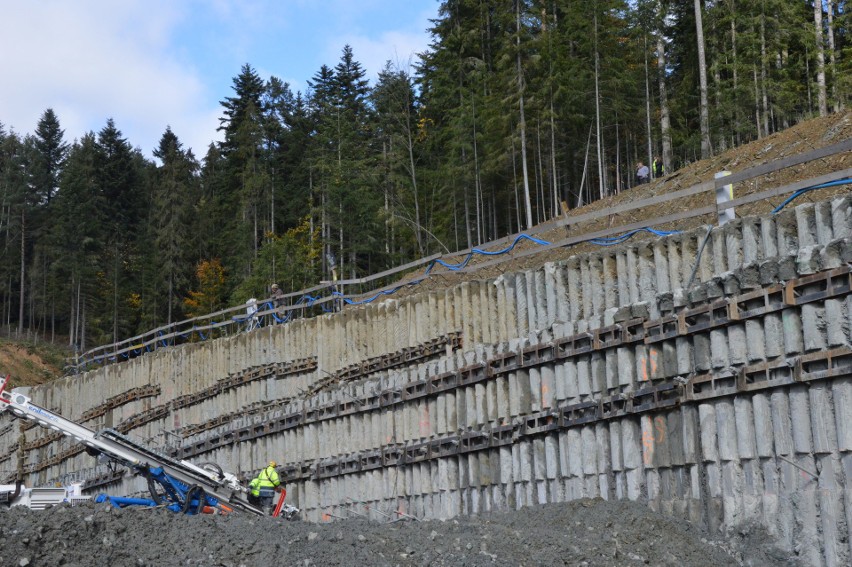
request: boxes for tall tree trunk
[826,0,839,111]
[338,204,343,278]
[404,103,423,254]
[694,0,712,159]
[656,1,673,172]
[17,210,24,337]
[5,275,10,333]
[69,275,76,348]
[549,101,559,214]
[753,65,762,138]
[462,147,472,249]
[517,0,533,230]
[614,121,621,193]
[320,178,328,278]
[112,247,119,344]
[167,271,173,325]
[80,296,86,352]
[760,9,770,136]
[41,255,47,340]
[729,0,740,145]
[76,279,82,350]
[382,140,389,256]
[578,125,593,208]
[550,1,562,212]
[713,64,726,152]
[452,192,460,251]
[472,95,483,244]
[535,122,547,221]
[813,0,828,116]
[270,168,275,236]
[644,35,654,175]
[594,10,605,199]
[511,136,522,233]
[459,83,472,249]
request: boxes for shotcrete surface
[0,498,793,567]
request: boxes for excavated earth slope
[395,110,851,294]
[0,498,794,567]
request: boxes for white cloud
[0,0,213,156]
[0,0,438,157]
[348,30,429,79]
[324,8,434,83]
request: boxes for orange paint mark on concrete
[643,415,667,466]
[654,416,666,443]
[641,415,655,465]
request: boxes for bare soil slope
[0,340,65,388]
[401,110,851,294]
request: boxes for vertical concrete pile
[1,195,850,566]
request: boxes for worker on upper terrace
[653,156,665,178]
[253,460,281,513]
[270,283,285,309]
[636,161,650,185]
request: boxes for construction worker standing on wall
[253,460,281,513]
[653,156,665,178]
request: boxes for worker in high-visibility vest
[653,156,665,178]
[253,461,281,513]
[247,476,261,507]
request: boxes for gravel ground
[0,498,796,567]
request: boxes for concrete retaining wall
[1,195,851,565]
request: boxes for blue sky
[0,0,439,158]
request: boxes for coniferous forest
[0,0,849,352]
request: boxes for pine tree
[418,0,497,249]
[216,64,269,291]
[372,63,425,259]
[50,133,105,349]
[333,45,380,278]
[262,76,311,236]
[0,131,29,335]
[31,109,68,206]
[152,127,199,325]
[219,64,266,157]
[308,47,380,280]
[94,119,145,343]
[28,109,69,338]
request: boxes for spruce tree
[216,64,269,292]
[152,127,199,325]
[50,134,105,349]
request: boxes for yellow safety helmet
[269,460,277,468]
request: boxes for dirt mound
[0,498,794,567]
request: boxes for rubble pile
[0,497,794,566]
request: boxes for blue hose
[772,178,851,214]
